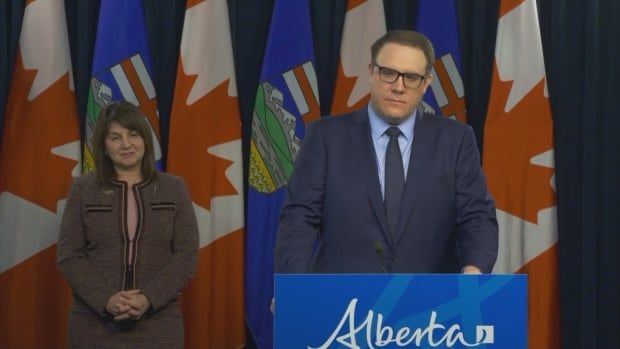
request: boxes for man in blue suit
[275,30,498,274]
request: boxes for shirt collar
[368,104,417,142]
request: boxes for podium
[274,274,526,349]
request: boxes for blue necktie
[384,126,404,241]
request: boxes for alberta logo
[249,60,319,194]
[249,81,302,193]
[309,298,495,349]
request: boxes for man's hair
[371,30,436,74]
[91,100,157,187]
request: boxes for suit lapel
[394,108,433,243]
[349,110,392,246]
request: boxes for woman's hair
[91,100,157,186]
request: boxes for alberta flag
[246,0,320,348]
[83,0,163,172]
[415,0,466,121]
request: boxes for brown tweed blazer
[57,172,199,348]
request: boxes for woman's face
[104,121,145,173]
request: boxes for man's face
[368,43,433,124]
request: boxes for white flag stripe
[429,66,449,107]
[283,70,310,115]
[130,54,157,100]
[302,61,320,104]
[144,116,163,161]
[441,54,465,98]
[111,64,139,105]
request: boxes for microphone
[374,241,389,273]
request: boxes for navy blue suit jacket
[274,108,498,273]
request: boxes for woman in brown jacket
[57,101,199,349]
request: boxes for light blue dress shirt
[367,104,417,199]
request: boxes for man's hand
[270,297,275,315]
[462,265,482,274]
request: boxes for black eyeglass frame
[372,63,428,89]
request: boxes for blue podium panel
[274,274,526,349]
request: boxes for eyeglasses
[373,64,427,89]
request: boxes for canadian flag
[0,0,81,348]
[166,0,245,348]
[484,0,561,348]
[330,0,386,115]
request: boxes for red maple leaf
[166,61,241,210]
[347,0,368,11]
[186,0,205,8]
[483,63,556,224]
[500,0,524,17]
[0,51,79,213]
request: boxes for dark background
[1,1,619,348]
